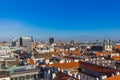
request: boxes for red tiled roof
[79,62,119,74]
[64,56,81,60]
[49,50,82,56]
[48,62,80,70]
[96,52,110,57]
[49,51,62,55]
[71,50,82,56]
[54,72,79,80]
[112,55,120,61]
[64,51,70,54]
[105,75,120,80]
[115,45,120,49]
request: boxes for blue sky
[0,0,120,41]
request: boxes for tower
[103,39,112,52]
[31,36,34,42]
[49,38,55,44]
[12,37,16,46]
[20,37,31,47]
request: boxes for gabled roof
[112,55,120,61]
[70,50,82,56]
[54,71,78,80]
[79,62,119,75]
[114,45,120,49]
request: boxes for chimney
[74,59,79,62]
[60,60,64,63]
[48,70,51,74]
[49,62,53,64]
[93,58,96,60]
[67,71,72,76]
[52,73,56,79]
[114,66,116,69]
[116,72,120,75]
[101,57,104,60]
[47,70,51,79]
[96,78,99,80]
[69,60,71,63]
[74,73,77,78]
[108,60,111,63]
[58,68,60,71]
[112,73,115,76]
[78,75,81,79]
[101,75,107,80]
[90,59,92,61]
[66,60,69,63]
[102,64,105,67]
[45,59,49,64]
[85,59,89,61]
[96,62,99,65]
[93,60,95,64]
[61,69,64,72]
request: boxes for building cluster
[1,37,120,80]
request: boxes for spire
[103,38,106,45]
[109,39,112,45]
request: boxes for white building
[103,39,113,52]
[0,77,10,80]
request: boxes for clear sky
[0,0,120,41]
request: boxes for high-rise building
[20,37,31,47]
[31,36,34,42]
[12,37,16,46]
[49,38,55,44]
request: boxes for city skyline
[0,0,120,41]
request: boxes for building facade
[20,37,31,47]
[49,38,55,44]
[103,39,113,52]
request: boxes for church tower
[103,39,113,52]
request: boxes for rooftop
[34,53,52,58]
[96,52,110,57]
[105,75,120,80]
[13,69,39,75]
[79,62,119,75]
[0,71,10,78]
[54,71,78,80]
[48,62,79,70]
[115,45,120,49]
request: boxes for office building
[12,37,17,46]
[49,38,55,44]
[31,36,34,42]
[20,37,31,47]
